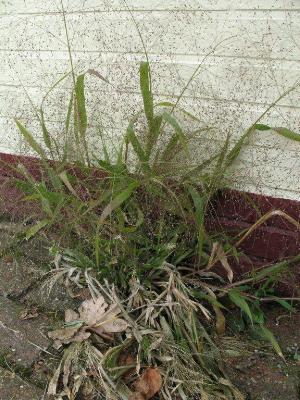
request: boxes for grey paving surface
[0,297,50,368]
[0,366,46,400]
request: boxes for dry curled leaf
[128,394,145,400]
[48,323,88,349]
[65,309,80,323]
[78,297,107,326]
[208,242,233,283]
[19,307,39,320]
[91,304,129,336]
[87,68,110,84]
[48,325,81,342]
[48,296,128,348]
[216,244,233,283]
[129,368,162,400]
[78,297,128,335]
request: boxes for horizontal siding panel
[1,86,300,143]
[1,52,300,107]
[230,183,300,201]
[0,11,299,60]
[229,161,300,193]
[1,1,299,14]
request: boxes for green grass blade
[145,115,162,158]
[15,119,46,159]
[15,120,63,190]
[208,134,230,194]
[160,111,187,161]
[274,299,295,312]
[98,129,111,164]
[74,73,90,165]
[26,219,50,240]
[126,123,150,172]
[75,74,87,137]
[99,181,140,224]
[228,289,253,324]
[227,124,300,168]
[65,91,74,136]
[59,170,78,198]
[188,185,206,260]
[184,153,219,181]
[39,109,53,151]
[140,61,154,128]
[253,124,270,131]
[252,258,295,282]
[225,128,252,167]
[41,71,72,109]
[187,185,204,227]
[62,91,74,162]
[258,325,284,359]
[258,125,300,142]
[155,101,202,122]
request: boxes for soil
[224,307,300,399]
[0,223,299,400]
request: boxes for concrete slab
[0,297,49,368]
[0,366,46,400]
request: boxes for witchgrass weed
[8,47,300,399]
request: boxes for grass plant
[5,10,300,398]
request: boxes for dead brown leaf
[48,324,88,349]
[213,304,226,335]
[79,298,128,335]
[87,68,110,84]
[216,244,233,283]
[3,254,14,263]
[65,309,79,323]
[129,368,162,400]
[128,394,145,400]
[48,296,128,349]
[78,297,107,326]
[118,352,135,382]
[208,242,233,283]
[19,307,39,320]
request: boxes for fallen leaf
[129,368,162,400]
[3,254,14,263]
[65,309,79,323]
[49,326,80,342]
[48,296,128,349]
[19,307,39,320]
[128,394,145,400]
[48,323,89,348]
[70,329,91,343]
[78,288,92,300]
[79,298,128,334]
[78,296,107,326]
[118,352,135,382]
[92,308,128,335]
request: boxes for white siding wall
[1,0,300,199]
